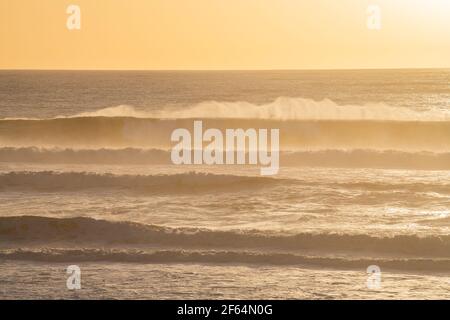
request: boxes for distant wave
[2,147,450,170]
[0,171,282,193]
[1,248,449,272]
[1,216,449,258]
[1,116,449,151]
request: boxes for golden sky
[1,0,449,70]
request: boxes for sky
[1,0,449,70]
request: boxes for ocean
[0,69,449,299]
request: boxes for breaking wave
[1,97,449,151]
[70,98,450,121]
[1,216,449,258]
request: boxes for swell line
[0,171,449,195]
[0,171,282,193]
[1,248,448,272]
[1,216,449,258]
[1,147,450,170]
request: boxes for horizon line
[1,67,449,72]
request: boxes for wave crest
[72,98,450,121]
